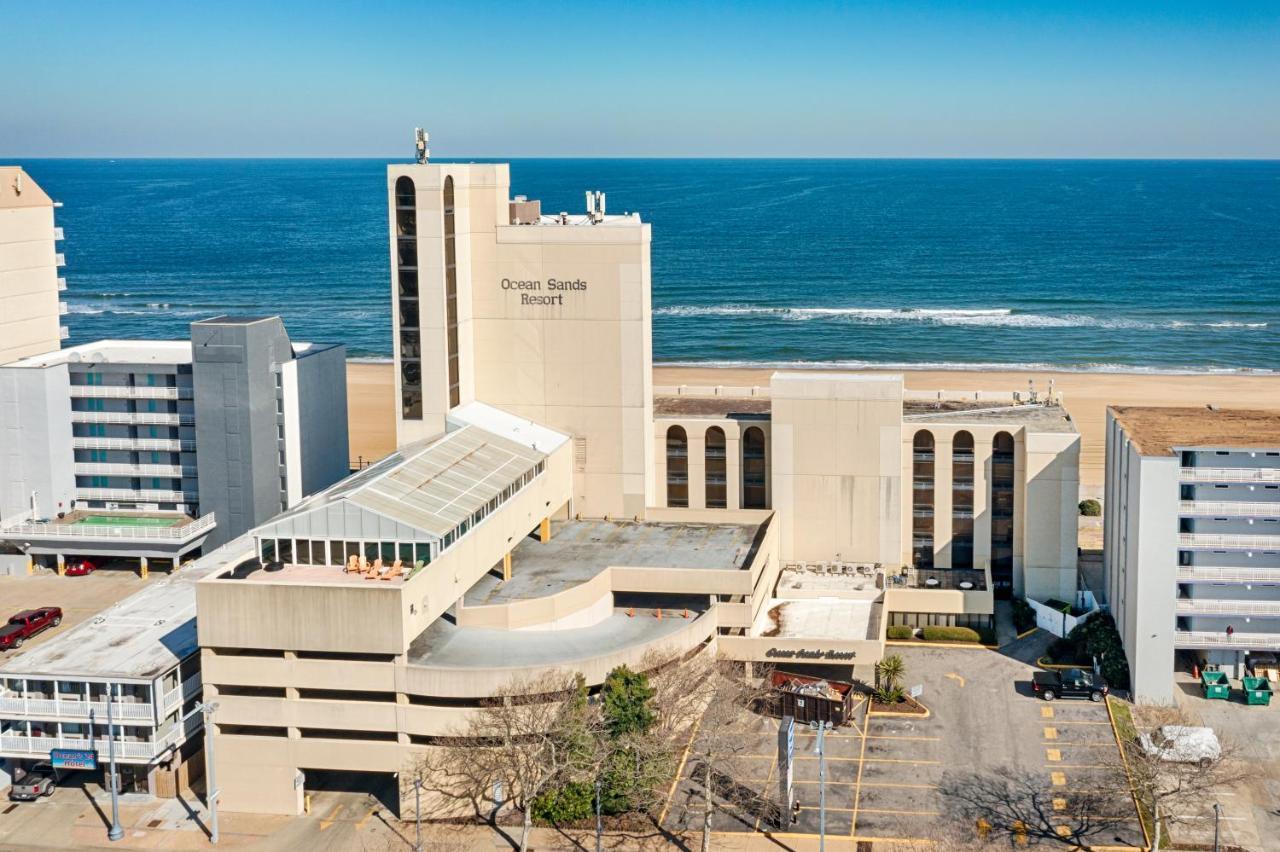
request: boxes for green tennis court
[73,515,182,528]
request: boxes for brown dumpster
[770,671,857,727]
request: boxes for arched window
[705,427,727,509]
[912,430,935,568]
[443,176,460,408]
[395,176,422,419]
[666,426,688,507]
[742,427,767,509]
[952,431,975,569]
[991,432,1016,595]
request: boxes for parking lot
[0,569,145,659]
[663,644,1147,848]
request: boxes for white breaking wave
[656,359,1277,376]
[653,305,1268,330]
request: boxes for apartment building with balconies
[1104,405,1280,703]
[0,316,349,573]
[1,167,67,365]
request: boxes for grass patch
[1107,697,1158,847]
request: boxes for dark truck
[1032,667,1108,702]
[0,607,63,651]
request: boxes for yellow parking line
[1051,771,1067,786]
[1044,726,1058,739]
[859,808,941,816]
[1053,797,1068,811]
[861,782,939,790]
[865,734,940,742]
[753,752,778,832]
[863,757,941,765]
[317,803,341,831]
[1046,748,1062,762]
[1041,706,1054,718]
[850,699,870,838]
[658,704,702,825]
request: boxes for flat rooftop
[904,401,1077,433]
[3,336,331,369]
[654,396,772,418]
[0,536,255,681]
[756,598,883,642]
[464,518,763,607]
[408,604,707,670]
[1111,405,1280,456]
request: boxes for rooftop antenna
[414,128,430,164]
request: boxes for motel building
[189,152,1084,818]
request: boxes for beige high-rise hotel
[193,153,1081,816]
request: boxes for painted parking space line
[862,757,941,765]
[1046,748,1062,762]
[860,782,940,790]
[1051,771,1067,786]
[858,808,942,816]
[753,752,778,832]
[1044,726,1058,739]
[864,734,940,742]
[1042,706,1054,718]
[849,696,871,838]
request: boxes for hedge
[886,625,914,640]
[1078,498,1102,517]
[920,625,983,643]
[1011,598,1037,633]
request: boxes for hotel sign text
[501,278,588,307]
[765,647,857,661]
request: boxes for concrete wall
[0,363,75,520]
[290,346,350,496]
[0,172,62,366]
[1022,430,1081,601]
[770,373,903,565]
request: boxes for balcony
[1177,565,1280,584]
[161,674,202,711]
[1178,533,1280,551]
[53,227,65,241]
[72,437,195,452]
[0,716,202,763]
[1173,630,1280,651]
[57,277,67,292]
[71,385,191,400]
[55,252,66,267]
[1180,467,1280,484]
[1,513,214,543]
[0,696,154,722]
[60,326,70,341]
[904,568,987,591]
[59,302,68,316]
[72,410,194,426]
[74,462,195,478]
[75,488,198,503]
[1177,598,1280,617]
[1179,501,1280,519]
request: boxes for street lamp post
[106,686,123,842]
[809,720,832,852]
[201,702,221,845]
[414,775,423,852]
[1213,802,1222,852]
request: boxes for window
[666,426,689,508]
[913,430,935,568]
[952,431,974,569]
[705,427,727,509]
[396,175,423,420]
[742,427,767,509]
[444,176,460,408]
[990,431,1016,596]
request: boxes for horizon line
[5,154,1280,163]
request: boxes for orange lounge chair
[380,559,404,581]
[344,555,361,574]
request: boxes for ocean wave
[653,305,1268,330]
[655,358,1277,376]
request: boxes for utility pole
[201,702,221,845]
[414,774,423,852]
[810,720,832,852]
[1213,802,1222,852]
[106,685,123,842]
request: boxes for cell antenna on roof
[414,128,430,164]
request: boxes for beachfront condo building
[1104,406,1280,704]
[0,316,350,573]
[0,167,67,365]
[170,155,1082,819]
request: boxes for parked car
[64,558,97,577]
[1032,668,1108,702]
[8,763,57,801]
[1139,725,1221,766]
[0,607,63,651]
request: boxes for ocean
[22,158,1280,372]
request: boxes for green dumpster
[1242,676,1273,706]
[1201,670,1230,699]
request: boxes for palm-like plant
[875,654,906,691]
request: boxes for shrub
[873,684,905,705]
[1011,598,1037,633]
[920,625,982,643]
[1067,612,1130,689]
[601,665,656,737]
[1047,637,1078,662]
[886,625,914,640]
[531,781,595,825]
[1079,498,1102,517]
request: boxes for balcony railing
[1181,467,1280,484]
[161,674,203,711]
[1173,630,1280,650]
[70,385,191,400]
[2,513,214,542]
[0,718,201,763]
[72,411,194,426]
[53,227,65,241]
[1177,598,1280,617]
[57,277,67,292]
[1178,533,1280,551]
[74,462,195,478]
[1177,565,1280,584]
[72,437,195,452]
[75,488,199,503]
[0,696,155,722]
[55,253,66,267]
[1179,501,1280,519]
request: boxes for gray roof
[0,536,255,681]
[253,422,548,544]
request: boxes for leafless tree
[1117,705,1245,849]
[650,652,776,852]
[407,669,602,852]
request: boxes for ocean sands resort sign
[501,277,588,307]
[765,647,857,661]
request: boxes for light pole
[106,686,124,842]
[595,773,604,852]
[809,720,832,852]
[413,774,423,852]
[1213,802,1222,852]
[201,702,220,845]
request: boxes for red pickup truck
[0,607,63,651]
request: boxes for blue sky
[4,1,1278,158]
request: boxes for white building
[1104,405,1280,703]
[0,167,67,365]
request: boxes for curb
[885,640,999,650]
[1105,696,1153,852]
[1015,627,1039,640]
[868,698,932,719]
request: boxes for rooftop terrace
[903,400,1077,433]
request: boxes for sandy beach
[346,361,1280,494]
